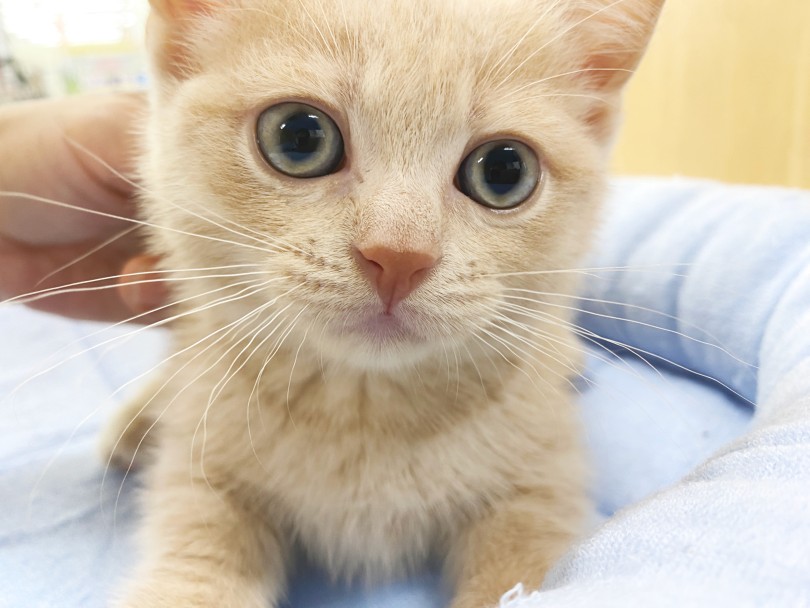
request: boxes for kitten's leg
[115,456,286,608]
[448,488,587,608]
[98,376,165,471]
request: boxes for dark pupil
[483,147,523,195]
[278,113,324,161]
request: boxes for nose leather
[355,245,438,313]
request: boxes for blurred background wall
[0,0,148,101]
[613,0,810,189]
[1,1,808,188]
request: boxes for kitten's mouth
[348,311,415,342]
[320,306,447,369]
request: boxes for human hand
[0,93,166,323]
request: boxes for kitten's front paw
[99,380,164,472]
[114,575,270,608]
[450,593,500,608]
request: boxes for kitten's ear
[149,0,220,19]
[147,0,228,77]
[572,0,665,93]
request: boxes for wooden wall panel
[612,0,810,189]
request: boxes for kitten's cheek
[118,256,169,319]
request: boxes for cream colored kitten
[102,1,663,606]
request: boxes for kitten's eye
[256,102,344,178]
[457,140,540,210]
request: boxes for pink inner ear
[567,0,664,93]
[583,52,636,91]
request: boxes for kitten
[102,1,663,606]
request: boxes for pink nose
[354,245,439,313]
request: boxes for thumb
[117,255,171,321]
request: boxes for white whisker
[5,270,270,309]
[482,264,692,280]
[497,298,755,407]
[5,278,280,409]
[286,311,312,426]
[493,299,699,435]
[0,191,281,255]
[195,288,307,490]
[108,295,282,520]
[508,67,634,96]
[500,290,757,371]
[64,138,307,256]
[483,0,563,84]
[34,226,140,288]
[481,306,582,395]
[495,0,630,88]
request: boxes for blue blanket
[1,178,808,607]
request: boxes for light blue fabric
[0,177,807,607]
[507,178,810,608]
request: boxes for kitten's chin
[319,310,442,371]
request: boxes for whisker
[195,305,297,495]
[28,280,275,519]
[468,328,506,387]
[5,278,280,408]
[0,191,281,255]
[107,294,282,520]
[194,284,306,462]
[293,0,338,62]
[494,299,702,437]
[498,299,755,407]
[451,341,461,404]
[500,291,757,371]
[492,299,667,392]
[64,138,307,256]
[106,280,290,422]
[481,264,692,280]
[34,226,140,288]
[488,308,582,375]
[476,323,559,397]
[98,283,276,475]
[197,300,307,490]
[495,0,630,88]
[460,340,489,400]
[440,339,452,394]
[483,0,563,84]
[4,270,270,309]
[206,302,297,410]
[286,310,312,429]
[507,67,634,96]
[480,305,582,395]
[519,92,617,107]
[309,0,340,51]
[469,330,538,394]
[201,282,307,415]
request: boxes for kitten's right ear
[571,0,665,93]
[561,0,665,140]
[147,0,226,78]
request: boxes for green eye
[256,102,345,178]
[457,140,541,210]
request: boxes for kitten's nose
[354,245,439,313]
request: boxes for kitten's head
[142,0,663,370]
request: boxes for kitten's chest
[254,419,465,579]
[245,380,501,580]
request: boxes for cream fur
[103,1,664,606]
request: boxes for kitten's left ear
[149,0,222,20]
[572,0,666,93]
[147,0,229,77]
